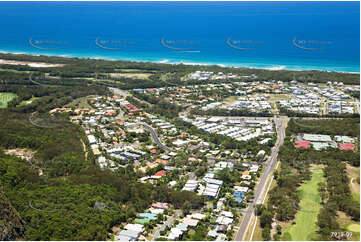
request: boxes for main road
[235,116,287,241]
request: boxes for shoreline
[0,49,359,75]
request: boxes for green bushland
[0,110,204,240]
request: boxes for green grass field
[283,169,325,241]
[0,92,17,108]
[338,214,360,241]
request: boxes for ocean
[0,1,359,73]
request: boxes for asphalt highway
[235,117,286,241]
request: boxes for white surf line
[250,161,280,241]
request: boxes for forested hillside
[0,185,25,240]
[0,110,203,240]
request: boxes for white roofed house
[202,178,223,199]
[124,224,144,233]
[334,135,354,143]
[214,161,234,170]
[259,138,271,144]
[303,134,332,142]
[256,150,266,157]
[172,139,189,147]
[234,186,249,193]
[182,180,199,192]
[167,228,183,240]
[114,235,133,241]
[302,133,334,150]
[148,208,164,214]
[244,119,269,127]
[216,216,233,225]
[87,135,97,145]
[116,229,140,241]
[221,211,234,218]
[97,156,107,169]
[208,229,219,238]
[190,213,207,220]
[249,164,259,173]
[241,174,252,180]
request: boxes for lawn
[0,92,17,108]
[282,169,325,241]
[337,211,360,241]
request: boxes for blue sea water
[0,1,359,72]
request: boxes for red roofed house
[155,159,168,165]
[147,162,159,169]
[152,202,169,209]
[154,170,166,177]
[339,143,354,151]
[295,140,310,149]
[242,170,250,176]
[123,104,143,113]
[105,111,116,116]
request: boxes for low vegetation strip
[283,169,325,241]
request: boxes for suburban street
[141,122,171,152]
[152,210,182,240]
[235,116,287,241]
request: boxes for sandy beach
[0,59,64,68]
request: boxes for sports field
[0,92,17,108]
[283,169,325,241]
